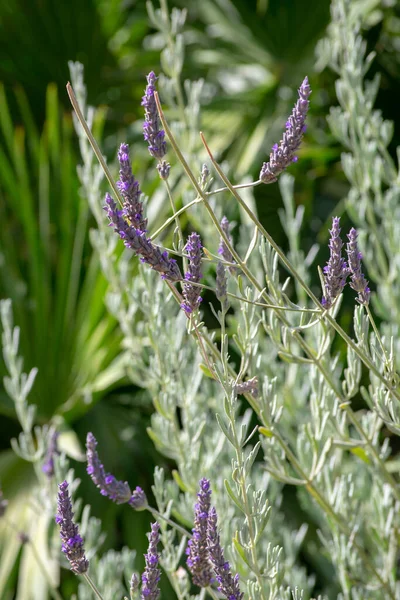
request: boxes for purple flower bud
[129,486,148,510]
[86,432,134,505]
[346,228,370,305]
[18,532,30,544]
[104,194,182,282]
[235,377,258,399]
[218,217,236,275]
[156,160,170,180]
[260,77,311,184]
[321,217,349,309]
[200,164,210,189]
[0,488,8,517]
[42,430,59,478]
[207,506,243,600]
[142,72,167,160]
[181,233,203,315]
[55,481,89,574]
[186,478,213,588]
[117,143,147,231]
[141,522,161,600]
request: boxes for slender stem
[147,506,191,538]
[163,178,187,270]
[150,197,201,239]
[82,573,105,600]
[66,83,124,208]
[206,180,262,196]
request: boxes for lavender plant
[3,0,400,598]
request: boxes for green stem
[147,506,191,538]
[82,573,105,600]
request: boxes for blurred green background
[0,0,399,597]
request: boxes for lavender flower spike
[207,506,244,600]
[141,522,161,600]
[55,481,89,574]
[218,217,236,275]
[186,478,213,587]
[260,76,311,184]
[86,432,133,505]
[181,232,203,315]
[346,228,370,305]
[42,430,59,478]
[321,216,348,309]
[142,72,167,160]
[117,143,147,231]
[104,193,182,282]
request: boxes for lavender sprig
[55,481,89,574]
[207,506,244,600]
[260,76,311,184]
[141,522,161,600]
[218,217,236,275]
[42,430,59,478]
[321,217,349,309]
[186,478,213,588]
[86,432,147,508]
[346,228,370,305]
[142,72,167,160]
[104,193,182,282]
[181,232,203,315]
[117,143,147,231]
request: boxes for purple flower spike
[260,76,311,184]
[141,522,161,600]
[117,143,147,231]
[181,233,203,315]
[86,432,132,505]
[218,217,236,275]
[207,506,244,600]
[142,72,167,160]
[104,194,182,282]
[55,481,89,574]
[42,430,59,478]
[186,478,213,588]
[321,217,349,309]
[216,261,229,311]
[346,228,370,305]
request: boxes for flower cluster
[117,143,147,231]
[42,430,59,478]
[235,377,259,399]
[142,71,167,160]
[207,506,243,600]
[141,522,161,600]
[86,432,147,508]
[321,218,370,308]
[186,479,243,600]
[321,217,348,309]
[260,76,311,184]
[55,481,89,574]
[104,194,181,282]
[186,478,213,587]
[218,216,236,275]
[346,228,370,305]
[181,232,203,315]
